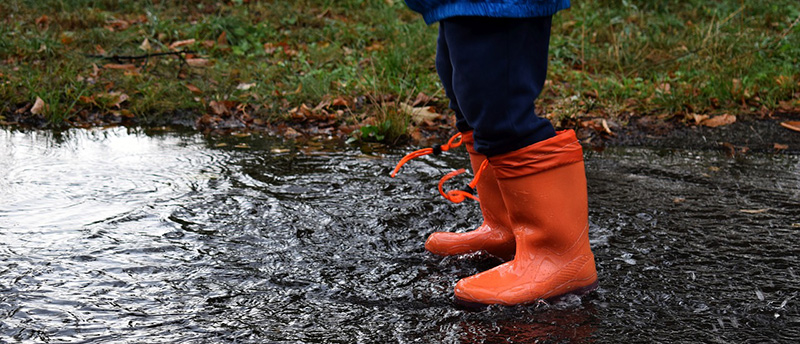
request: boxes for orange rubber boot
[454,130,598,306]
[425,131,515,261]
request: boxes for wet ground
[1,126,799,343]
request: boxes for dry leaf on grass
[31,97,46,115]
[209,101,229,116]
[236,83,256,91]
[691,113,709,125]
[169,39,196,50]
[398,103,440,125]
[702,114,736,127]
[185,84,202,95]
[104,63,138,71]
[186,58,212,67]
[139,38,152,51]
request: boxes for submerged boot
[425,131,515,261]
[454,130,598,306]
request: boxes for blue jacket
[405,0,571,24]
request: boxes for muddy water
[1,128,798,343]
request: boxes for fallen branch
[84,50,196,76]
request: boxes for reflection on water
[1,128,798,343]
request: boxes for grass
[1,0,799,142]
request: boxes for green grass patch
[1,0,798,141]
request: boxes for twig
[84,50,195,76]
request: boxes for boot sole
[453,280,599,310]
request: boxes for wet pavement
[1,126,798,343]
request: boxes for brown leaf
[691,113,709,125]
[169,39,196,50]
[78,95,97,105]
[332,97,349,108]
[365,41,384,52]
[236,83,256,91]
[186,58,212,67]
[104,63,138,71]
[780,121,800,132]
[60,33,74,45]
[399,103,440,125]
[31,97,46,115]
[702,114,736,127]
[411,92,434,107]
[209,101,229,116]
[217,31,228,46]
[185,84,203,95]
[139,38,152,51]
[35,15,49,27]
[601,119,615,136]
[774,143,789,150]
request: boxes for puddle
[1,128,798,343]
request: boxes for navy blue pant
[436,16,556,157]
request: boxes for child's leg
[435,23,472,134]
[439,16,556,157]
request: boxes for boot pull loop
[468,159,489,190]
[389,132,463,177]
[438,169,480,203]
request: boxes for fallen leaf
[411,92,434,106]
[104,63,138,71]
[284,127,302,139]
[217,31,228,46]
[332,97,349,107]
[185,83,202,95]
[78,95,96,105]
[215,143,228,147]
[139,38,152,51]
[209,101,229,116]
[601,119,615,136]
[365,41,384,52]
[60,33,74,45]
[169,39,196,50]
[780,121,800,132]
[35,15,49,27]
[774,143,789,150]
[691,113,709,125]
[186,58,212,67]
[740,209,769,214]
[236,83,256,91]
[234,143,250,149]
[702,114,736,127]
[31,97,46,114]
[399,103,440,125]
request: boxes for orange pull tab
[389,132,464,177]
[438,169,480,203]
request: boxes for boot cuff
[488,130,584,179]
